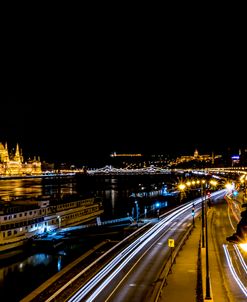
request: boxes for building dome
[194,149,199,158]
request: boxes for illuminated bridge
[86,165,172,175]
[84,166,247,176]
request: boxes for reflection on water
[0,178,43,200]
[0,174,177,223]
[0,176,78,201]
[0,253,63,302]
[0,253,54,277]
[0,173,178,302]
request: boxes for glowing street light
[178,183,186,191]
[178,183,186,203]
[209,179,218,187]
[239,243,247,252]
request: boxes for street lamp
[201,180,205,248]
[200,179,212,299]
[178,183,186,203]
[205,195,211,300]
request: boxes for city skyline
[0,135,244,167]
[1,86,245,162]
[1,97,245,165]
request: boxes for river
[0,173,179,301]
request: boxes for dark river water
[0,173,180,301]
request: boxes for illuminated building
[0,142,42,175]
[110,152,143,157]
[170,149,222,166]
[109,152,144,168]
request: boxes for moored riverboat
[0,195,104,254]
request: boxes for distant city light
[110,152,143,157]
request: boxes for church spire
[14,143,21,163]
[4,142,9,162]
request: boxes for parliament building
[0,142,42,176]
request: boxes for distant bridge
[86,165,172,175]
[84,166,247,176]
[55,166,247,176]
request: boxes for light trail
[67,204,192,301]
[68,193,226,302]
[48,190,226,302]
[233,244,247,274]
[223,244,247,297]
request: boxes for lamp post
[205,195,211,300]
[201,181,205,248]
[201,179,213,300]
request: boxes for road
[22,189,247,302]
[66,190,247,302]
[65,195,206,302]
[208,191,247,301]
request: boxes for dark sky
[1,19,246,166]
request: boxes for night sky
[1,22,246,166]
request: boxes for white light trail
[49,190,226,302]
[223,244,247,297]
[68,201,204,302]
[233,244,247,274]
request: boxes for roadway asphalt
[159,206,227,302]
[158,190,247,302]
